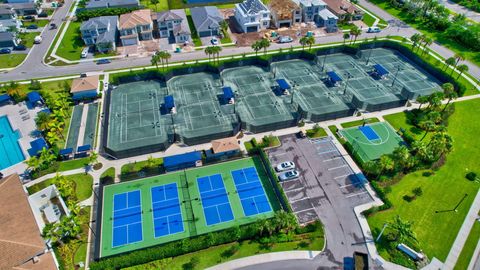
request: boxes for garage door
[122,38,138,46]
[246,26,258,32]
[279,22,291,28]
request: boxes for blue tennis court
[151,183,184,238]
[197,174,234,226]
[231,167,272,216]
[359,125,380,141]
[112,190,143,247]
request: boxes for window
[263,13,268,18]
[251,17,255,22]
[40,194,47,198]
[263,21,268,26]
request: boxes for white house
[234,0,270,33]
[28,184,71,232]
[292,0,338,32]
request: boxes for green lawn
[306,127,327,138]
[22,20,50,27]
[454,221,480,270]
[120,157,163,174]
[186,11,202,47]
[19,32,38,48]
[140,0,169,11]
[367,98,480,265]
[340,117,379,128]
[27,173,93,201]
[58,157,90,172]
[383,112,429,141]
[125,223,325,270]
[74,243,88,269]
[0,54,26,68]
[100,167,115,185]
[362,12,376,27]
[56,21,84,61]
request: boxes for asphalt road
[1,0,479,83]
[439,0,480,23]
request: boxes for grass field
[58,157,90,172]
[367,98,480,264]
[0,54,26,68]
[22,20,50,28]
[56,21,84,61]
[340,117,380,128]
[19,32,38,48]
[454,221,480,270]
[140,0,169,11]
[306,127,327,138]
[100,157,280,258]
[27,173,93,201]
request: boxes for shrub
[29,79,42,90]
[412,187,423,197]
[297,120,305,127]
[422,170,434,177]
[76,7,139,21]
[466,172,477,181]
[403,194,415,202]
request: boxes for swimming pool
[0,115,25,170]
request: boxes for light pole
[290,80,298,104]
[391,65,403,87]
[321,53,327,72]
[376,223,388,242]
[366,42,375,65]
[343,72,353,95]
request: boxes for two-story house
[190,6,223,37]
[323,0,363,21]
[0,5,21,31]
[292,0,338,32]
[119,9,153,46]
[268,0,302,29]
[234,0,270,33]
[155,9,190,44]
[80,16,118,52]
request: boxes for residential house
[28,184,71,231]
[323,0,363,21]
[0,174,57,270]
[70,75,100,101]
[10,2,42,15]
[85,0,139,10]
[268,0,302,28]
[234,0,270,33]
[292,0,338,32]
[5,0,34,4]
[0,31,18,49]
[80,15,118,52]
[0,5,21,31]
[119,9,153,46]
[155,9,190,43]
[190,6,223,37]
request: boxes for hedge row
[91,215,290,270]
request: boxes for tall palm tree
[392,146,413,171]
[457,64,468,79]
[204,46,213,62]
[419,120,437,141]
[251,41,261,56]
[259,38,270,55]
[379,155,395,174]
[444,57,456,71]
[410,33,421,51]
[159,50,171,70]
[416,95,429,110]
[219,20,229,37]
[350,26,362,45]
[89,151,99,165]
[46,131,60,145]
[211,46,222,64]
[442,83,457,111]
[426,91,444,111]
[306,36,315,51]
[453,52,464,69]
[151,51,160,69]
[299,36,308,51]
[422,36,433,55]
[35,112,51,131]
[25,156,40,171]
[48,120,65,140]
[389,215,418,244]
[343,33,350,45]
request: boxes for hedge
[76,7,139,21]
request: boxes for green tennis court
[100,157,279,258]
[340,122,405,163]
[65,104,84,149]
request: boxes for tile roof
[119,9,152,30]
[211,136,240,153]
[71,75,100,93]
[323,0,361,15]
[0,174,56,270]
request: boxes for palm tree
[416,95,429,110]
[150,0,159,11]
[46,131,61,145]
[251,41,261,56]
[273,210,297,233]
[442,83,457,111]
[392,146,413,171]
[343,33,350,45]
[48,120,65,140]
[454,52,465,69]
[146,155,156,168]
[42,223,64,246]
[427,91,444,111]
[211,46,222,64]
[151,51,160,69]
[350,26,361,45]
[422,36,433,55]
[306,36,315,51]
[362,160,381,176]
[25,156,40,171]
[204,46,213,62]
[159,50,171,70]
[457,64,468,79]
[379,155,395,174]
[89,151,98,165]
[410,33,421,50]
[259,38,270,55]
[219,20,229,37]
[389,215,418,244]
[419,120,437,141]
[299,36,308,51]
[444,57,456,71]
[53,173,75,199]
[35,112,51,131]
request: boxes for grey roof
[80,16,118,44]
[85,0,139,9]
[318,8,337,19]
[0,5,14,15]
[169,9,190,35]
[9,2,37,9]
[190,6,223,32]
[0,31,14,41]
[156,10,182,22]
[239,0,267,15]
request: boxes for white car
[276,161,295,172]
[278,36,293,43]
[367,27,381,33]
[279,170,299,181]
[81,47,89,58]
[104,81,109,90]
[211,38,219,45]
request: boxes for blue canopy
[0,94,10,103]
[29,138,48,155]
[373,64,389,76]
[326,71,342,83]
[164,151,202,169]
[59,148,73,155]
[276,79,291,90]
[77,144,91,152]
[27,91,42,103]
[222,87,234,99]
[164,95,175,110]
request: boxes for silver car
[276,161,295,172]
[279,170,299,181]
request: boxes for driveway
[265,135,374,269]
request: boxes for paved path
[468,238,480,270]
[439,0,480,23]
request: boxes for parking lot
[267,134,373,266]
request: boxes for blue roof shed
[165,95,175,110]
[276,79,291,90]
[373,64,389,76]
[222,86,234,99]
[27,91,42,103]
[29,138,48,156]
[164,151,202,172]
[326,71,342,83]
[0,94,10,103]
[77,144,91,153]
[59,148,73,156]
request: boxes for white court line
[328,164,348,171]
[345,191,368,198]
[334,174,351,180]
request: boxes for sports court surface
[100,157,279,257]
[340,122,405,163]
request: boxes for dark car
[49,23,57,30]
[96,59,111,65]
[13,44,27,51]
[23,15,34,20]
[26,24,38,29]
[38,12,48,18]
[0,48,11,54]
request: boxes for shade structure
[27,91,42,103]
[373,64,389,76]
[275,79,291,90]
[29,138,48,155]
[163,151,202,171]
[0,94,10,103]
[164,95,175,110]
[59,148,73,156]
[222,86,234,99]
[77,144,91,153]
[326,71,342,83]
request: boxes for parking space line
[316,149,338,155]
[294,207,316,214]
[323,156,342,162]
[334,174,351,179]
[345,191,368,198]
[328,164,348,171]
[289,197,311,203]
[273,153,287,157]
[284,187,306,193]
[340,183,353,188]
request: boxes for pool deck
[0,102,42,177]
